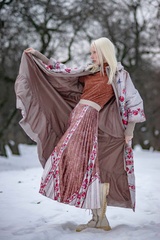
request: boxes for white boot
[95,183,111,231]
[76,183,111,232]
[95,208,111,231]
[76,210,98,232]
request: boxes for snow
[0,144,160,240]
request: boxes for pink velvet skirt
[39,102,101,209]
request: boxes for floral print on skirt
[39,102,101,209]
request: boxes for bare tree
[0,0,160,157]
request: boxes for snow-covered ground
[0,145,160,240]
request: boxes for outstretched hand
[24,48,36,55]
[24,48,49,64]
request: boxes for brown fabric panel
[98,96,124,137]
[98,98,132,208]
[16,54,80,166]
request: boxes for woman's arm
[24,48,49,65]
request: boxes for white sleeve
[125,72,146,123]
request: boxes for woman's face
[90,46,100,65]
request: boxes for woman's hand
[24,48,49,64]
[24,48,36,55]
[125,135,133,144]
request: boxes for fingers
[24,48,35,54]
[24,47,33,52]
[125,135,133,144]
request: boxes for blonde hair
[89,37,117,84]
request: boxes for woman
[16,37,145,232]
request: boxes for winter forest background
[0,0,160,157]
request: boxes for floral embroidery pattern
[114,71,145,210]
[45,58,86,74]
[127,108,145,118]
[46,65,53,70]
[64,68,71,73]
[55,62,60,69]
